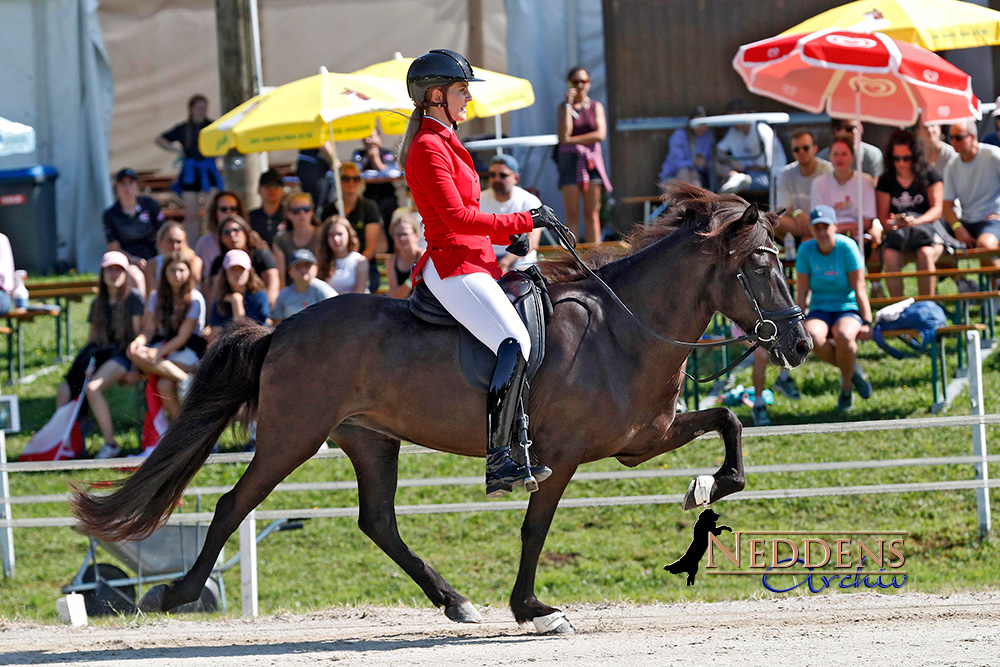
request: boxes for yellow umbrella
[197,69,412,157]
[351,53,535,135]
[781,0,1000,51]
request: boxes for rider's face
[444,82,472,122]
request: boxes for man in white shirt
[714,99,787,195]
[943,119,1000,266]
[481,154,543,271]
[775,129,833,239]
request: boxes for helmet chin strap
[420,87,459,130]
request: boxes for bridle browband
[546,222,804,383]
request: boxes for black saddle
[409,266,552,392]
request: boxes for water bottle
[783,232,796,262]
[12,270,28,309]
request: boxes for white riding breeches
[423,257,531,359]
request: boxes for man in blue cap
[480,154,544,271]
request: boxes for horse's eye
[754,267,767,276]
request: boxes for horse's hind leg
[615,407,745,510]
[140,419,333,612]
[336,425,481,623]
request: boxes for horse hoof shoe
[138,584,167,613]
[533,611,574,634]
[681,475,716,511]
[445,601,483,623]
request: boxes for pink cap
[222,249,252,271]
[101,251,130,270]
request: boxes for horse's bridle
[547,223,804,383]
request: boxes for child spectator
[57,251,144,459]
[207,215,280,306]
[194,190,247,283]
[385,216,425,298]
[273,192,320,286]
[270,249,337,325]
[209,249,271,333]
[143,222,203,297]
[795,206,874,413]
[127,251,207,420]
[318,216,369,294]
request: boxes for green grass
[1,291,999,622]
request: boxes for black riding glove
[505,233,530,257]
[530,205,562,230]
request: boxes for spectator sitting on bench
[659,104,714,189]
[796,205,874,413]
[817,118,884,179]
[877,129,955,297]
[194,190,248,284]
[248,168,286,247]
[207,215,280,307]
[143,222,202,299]
[482,154,543,271]
[208,249,271,335]
[127,251,206,420]
[103,168,166,297]
[943,119,1000,271]
[775,129,832,240]
[57,251,144,459]
[385,216,425,299]
[270,249,337,325]
[714,98,786,195]
[0,232,13,314]
[811,137,880,254]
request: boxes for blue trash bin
[0,165,59,273]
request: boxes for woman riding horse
[399,49,559,497]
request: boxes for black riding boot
[486,338,552,497]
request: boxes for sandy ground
[1,592,998,666]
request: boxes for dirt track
[1,592,998,666]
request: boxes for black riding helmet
[406,49,484,106]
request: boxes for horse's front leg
[510,461,580,634]
[615,407,745,510]
[337,426,482,623]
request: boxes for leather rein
[545,222,804,383]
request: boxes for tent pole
[495,114,503,155]
[855,72,864,254]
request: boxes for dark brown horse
[72,183,812,633]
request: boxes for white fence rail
[0,332,994,616]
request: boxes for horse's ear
[738,202,759,227]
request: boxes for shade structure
[781,0,1000,52]
[197,70,413,157]
[0,116,36,157]
[351,53,535,135]
[734,28,981,248]
[733,29,981,127]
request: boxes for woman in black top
[338,161,385,293]
[876,129,948,296]
[385,215,424,299]
[207,215,280,306]
[156,94,224,241]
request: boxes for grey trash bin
[0,165,58,273]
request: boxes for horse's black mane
[543,181,776,283]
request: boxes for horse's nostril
[796,340,812,356]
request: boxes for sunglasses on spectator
[341,175,362,183]
[570,78,590,85]
[489,171,514,179]
[221,227,243,235]
[893,154,913,162]
[792,145,814,153]
[217,205,238,213]
[291,205,313,214]
[949,133,972,142]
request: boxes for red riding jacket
[405,117,533,282]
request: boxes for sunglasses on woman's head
[291,205,313,214]
[341,175,362,183]
[217,205,238,213]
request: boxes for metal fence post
[239,510,258,617]
[1,430,15,578]
[966,330,992,539]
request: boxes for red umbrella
[733,28,981,245]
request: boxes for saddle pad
[409,269,547,392]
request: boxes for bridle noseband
[547,224,804,383]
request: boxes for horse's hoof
[681,474,716,511]
[532,610,574,635]
[445,601,483,623]
[138,584,168,613]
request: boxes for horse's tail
[70,320,274,542]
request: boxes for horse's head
[712,202,812,369]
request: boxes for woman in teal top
[795,205,874,412]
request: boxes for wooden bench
[879,323,987,410]
[622,195,666,223]
[4,305,62,384]
[23,280,98,361]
